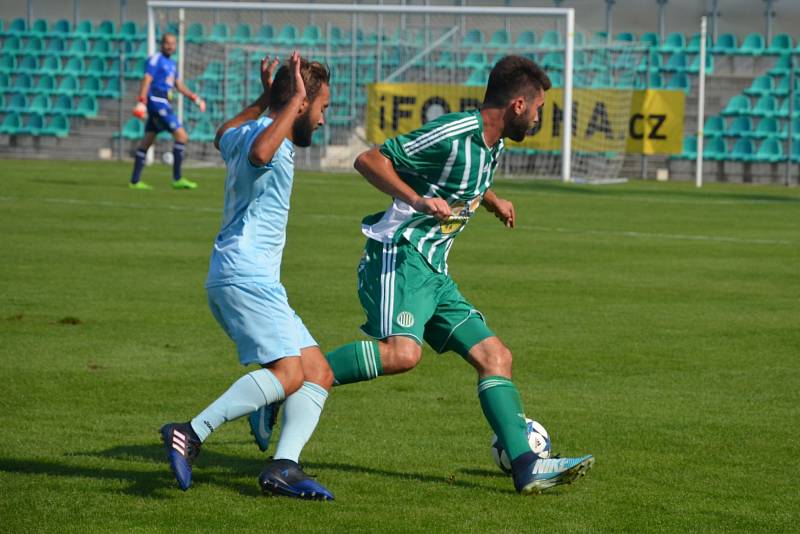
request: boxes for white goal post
[146,1,576,181]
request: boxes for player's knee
[478,344,513,376]
[386,343,422,373]
[305,363,334,391]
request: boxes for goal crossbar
[146,1,576,181]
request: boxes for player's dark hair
[483,55,551,107]
[270,58,331,110]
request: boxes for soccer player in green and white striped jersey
[254,55,594,495]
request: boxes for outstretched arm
[214,56,280,150]
[353,148,451,221]
[482,188,515,228]
[174,78,205,112]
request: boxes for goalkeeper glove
[192,95,206,113]
[132,96,147,119]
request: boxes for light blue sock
[273,382,328,463]
[190,369,285,442]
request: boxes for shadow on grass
[0,444,511,497]
[498,179,800,204]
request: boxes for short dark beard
[292,109,316,147]
[506,112,530,142]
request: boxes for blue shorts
[145,95,182,133]
[206,282,317,366]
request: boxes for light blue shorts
[206,282,317,366]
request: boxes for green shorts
[357,238,494,356]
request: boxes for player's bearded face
[507,109,532,142]
[292,108,316,147]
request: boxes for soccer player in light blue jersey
[129,33,206,190]
[160,52,335,500]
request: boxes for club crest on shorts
[396,311,415,328]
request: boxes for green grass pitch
[1,159,798,532]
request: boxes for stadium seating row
[0,112,70,137]
[1,37,146,59]
[0,55,139,78]
[674,135,800,163]
[704,115,800,140]
[721,94,800,118]
[2,17,799,57]
[0,73,122,97]
[2,94,99,117]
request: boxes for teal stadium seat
[721,95,750,116]
[548,71,564,88]
[7,18,27,36]
[590,31,608,45]
[192,119,216,142]
[730,138,755,161]
[95,20,116,42]
[46,37,66,57]
[738,33,765,55]
[751,117,782,139]
[777,95,800,118]
[116,117,144,139]
[185,23,204,43]
[64,57,85,76]
[0,112,22,135]
[125,59,145,79]
[275,25,298,46]
[328,26,348,47]
[616,71,637,89]
[591,71,614,89]
[29,94,50,114]
[750,95,778,117]
[660,32,686,53]
[2,36,21,54]
[769,55,793,76]
[23,113,46,135]
[754,138,783,162]
[209,23,230,43]
[536,30,562,50]
[541,51,564,71]
[703,136,726,161]
[52,19,72,38]
[461,29,484,48]
[77,95,99,118]
[299,25,323,47]
[615,32,635,43]
[17,55,38,74]
[767,33,793,55]
[24,37,45,56]
[744,75,773,96]
[233,24,252,44]
[6,93,27,112]
[515,30,536,48]
[712,33,737,54]
[30,19,48,36]
[57,76,80,96]
[574,31,586,47]
[82,77,102,96]
[727,116,753,137]
[0,72,10,92]
[673,134,696,160]
[640,32,660,48]
[47,114,70,137]
[666,72,691,94]
[74,20,93,39]
[118,21,143,42]
[86,58,107,77]
[704,115,725,138]
[35,74,56,95]
[101,77,121,98]
[12,73,33,93]
[0,54,16,74]
[587,50,610,72]
[66,40,89,58]
[487,29,510,49]
[53,94,75,116]
[465,68,489,87]
[662,52,687,72]
[686,33,712,53]
[687,52,713,74]
[792,139,800,163]
[636,72,664,90]
[93,40,115,59]
[464,51,488,69]
[637,51,662,73]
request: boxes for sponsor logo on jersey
[440,197,481,234]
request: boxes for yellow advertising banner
[366,83,685,155]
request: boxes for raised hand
[288,50,307,102]
[260,55,280,93]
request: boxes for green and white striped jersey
[363,109,504,274]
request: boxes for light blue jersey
[206,116,296,287]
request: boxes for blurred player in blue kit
[129,33,206,190]
[159,51,336,500]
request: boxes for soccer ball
[162,151,174,165]
[491,418,551,474]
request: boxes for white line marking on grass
[493,188,800,207]
[3,196,792,246]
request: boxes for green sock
[478,376,531,462]
[326,340,383,385]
